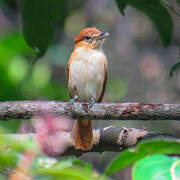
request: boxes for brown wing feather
[67,55,72,81]
[67,52,79,99]
[67,54,73,98]
[97,61,108,103]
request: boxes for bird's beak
[96,32,109,40]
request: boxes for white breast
[69,48,106,102]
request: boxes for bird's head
[74,27,109,49]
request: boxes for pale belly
[69,58,105,102]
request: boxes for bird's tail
[72,120,93,150]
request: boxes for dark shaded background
[0,0,179,179]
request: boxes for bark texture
[7,127,175,156]
[0,101,180,120]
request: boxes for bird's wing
[67,54,72,81]
[67,53,74,98]
[97,59,108,103]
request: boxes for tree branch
[1,101,180,120]
[7,127,175,156]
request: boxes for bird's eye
[84,36,90,40]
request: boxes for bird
[67,27,109,150]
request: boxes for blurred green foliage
[105,139,180,175]
[36,162,108,180]
[0,32,69,101]
[20,0,174,60]
[107,78,127,101]
[0,131,179,179]
[22,0,66,59]
[132,155,180,180]
[22,0,84,59]
[0,0,179,179]
[115,0,173,47]
[0,32,69,131]
[0,131,110,179]
[170,57,180,77]
[0,0,177,106]
[0,32,32,100]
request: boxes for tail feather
[72,120,93,150]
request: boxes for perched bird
[67,27,109,150]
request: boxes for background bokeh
[0,0,180,179]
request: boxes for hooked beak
[96,32,109,40]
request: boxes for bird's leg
[88,97,95,110]
[70,95,78,107]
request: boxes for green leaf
[35,159,109,180]
[0,174,6,180]
[0,133,38,169]
[39,166,108,180]
[21,0,66,59]
[131,0,173,46]
[72,159,93,170]
[34,158,109,180]
[176,0,180,5]
[47,158,91,170]
[105,139,180,175]
[31,155,57,170]
[114,0,129,15]
[169,62,180,77]
[0,134,29,168]
[115,0,173,46]
[132,155,180,180]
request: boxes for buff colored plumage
[67,27,109,150]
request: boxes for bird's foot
[88,98,95,110]
[69,95,78,107]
